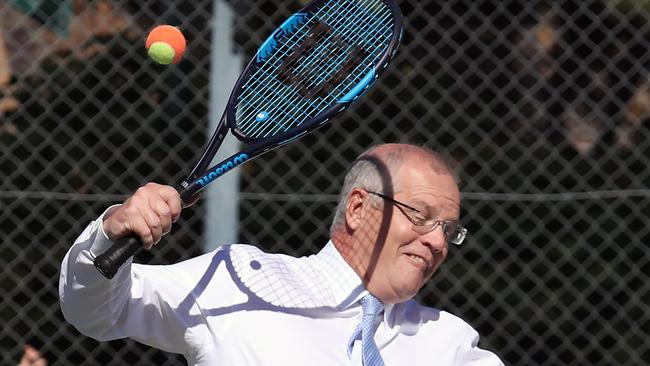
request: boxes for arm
[59,183,192,353]
[453,322,505,366]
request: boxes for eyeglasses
[366,191,468,245]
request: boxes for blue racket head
[227,0,403,144]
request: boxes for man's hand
[102,183,182,249]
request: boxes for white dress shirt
[59,209,505,366]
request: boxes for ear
[345,188,367,231]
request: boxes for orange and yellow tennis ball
[145,25,186,65]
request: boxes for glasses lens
[445,223,467,245]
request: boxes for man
[60,143,504,365]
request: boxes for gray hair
[329,144,458,235]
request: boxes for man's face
[356,160,461,304]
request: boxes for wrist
[101,205,122,241]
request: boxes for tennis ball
[145,25,186,64]
[148,42,176,65]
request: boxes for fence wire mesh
[1,0,649,365]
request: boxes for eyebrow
[411,199,462,221]
[409,200,440,217]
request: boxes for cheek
[424,251,447,279]
[366,210,420,264]
[363,209,399,241]
[358,211,385,244]
[387,222,421,249]
[353,210,391,265]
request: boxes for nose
[419,225,447,253]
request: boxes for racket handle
[93,186,194,279]
[93,236,141,279]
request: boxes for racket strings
[279,22,370,100]
[236,0,395,139]
[242,0,391,136]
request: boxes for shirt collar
[229,240,399,325]
[311,241,367,310]
[315,241,398,328]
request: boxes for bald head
[363,144,458,185]
[329,143,458,234]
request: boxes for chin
[394,284,422,302]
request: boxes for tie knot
[360,294,384,318]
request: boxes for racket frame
[94,0,403,279]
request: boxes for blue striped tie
[347,294,385,366]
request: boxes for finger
[111,192,149,235]
[103,183,165,242]
[128,213,155,249]
[159,186,182,222]
[141,193,172,240]
[137,204,163,247]
[140,183,180,227]
[152,200,173,235]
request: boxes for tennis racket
[94,0,404,279]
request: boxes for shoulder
[169,244,343,309]
[171,243,266,278]
[392,300,504,365]
[160,244,275,307]
[392,299,480,338]
[171,244,319,303]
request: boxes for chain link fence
[1,0,649,364]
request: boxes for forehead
[392,160,461,212]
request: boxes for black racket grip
[94,236,141,279]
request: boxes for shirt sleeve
[453,321,505,366]
[58,206,201,355]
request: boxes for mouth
[404,253,430,269]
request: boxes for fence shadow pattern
[0,0,648,364]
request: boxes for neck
[331,227,376,288]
